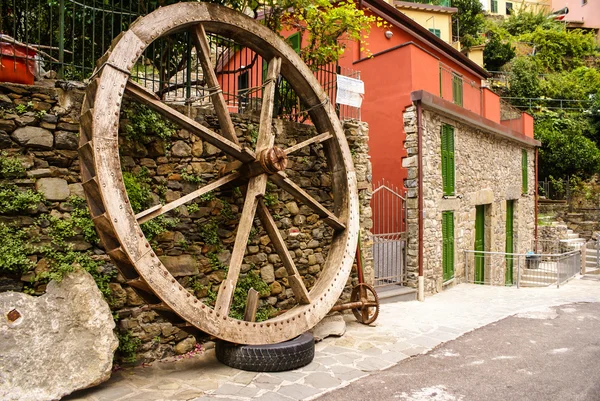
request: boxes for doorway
[475,205,485,284]
[505,200,515,285]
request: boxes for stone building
[403,91,540,298]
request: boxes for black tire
[215,332,315,372]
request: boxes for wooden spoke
[135,172,241,224]
[214,174,268,315]
[243,288,260,322]
[255,57,282,152]
[257,199,311,304]
[192,24,239,145]
[284,132,333,156]
[125,80,254,162]
[269,172,346,231]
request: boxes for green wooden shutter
[441,125,455,196]
[443,211,454,281]
[288,32,301,54]
[522,149,528,194]
[452,75,463,107]
[475,205,485,284]
[448,126,455,195]
[505,200,514,285]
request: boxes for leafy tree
[535,112,600,179]
[506,56,541,104]
[483,32,515,71]
[521,26,597,72]
[501,10,555,36]
[452,0,486,49]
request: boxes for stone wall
[539,201,600,240]
[402,105,536,294]
[0,81,372,364]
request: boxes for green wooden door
[442,211,455,281]
[475,205,485,284]
[505,200,514,285]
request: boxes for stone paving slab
[64,278,600,401]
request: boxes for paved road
[65,278,600,401]
[316,302,600,401]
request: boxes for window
[287,32,301,54]
[491,0,498,13]
[429,28,441,38]
[522,149,528,194]
[237,71,249,110]
[452,74,463,107]
[441,124,455,196]
[506,2,513,14]
[442,211,455,281]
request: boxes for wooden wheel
[350,283,379,325]
[78,2,359,345]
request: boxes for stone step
[375,284,417,304]
[567,233,580,239]
[521,270,556,279]
[520,279,556,287]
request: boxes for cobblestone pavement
[65,277,600,401]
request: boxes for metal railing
[500,97,592,111]
[0,0,361,122]
[464,249,581,288]
[372,180,407,287]
[538,177,570,201]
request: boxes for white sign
[336,75,364,108]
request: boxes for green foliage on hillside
[483,9,600,181]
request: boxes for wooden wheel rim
[350,283,379,325]
[79,2,359,344]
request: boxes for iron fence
[538,177,570,201]
[464,249,581,288]
[0,0,361,121]
[372,180,407,287]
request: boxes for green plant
[0,152,25,178]
[177,239,189,250]
[35,110,47,119]
[229,271,273,321]
[207,252,227,271]
[248,126,259,145]
[198,219,220,245]
[263,193,278,207]
[141,215,179,242]
[0,223,35,274]
[220,201,235,220]
[122,169,152,213]
[199,191,215,202]
[0,185,45,214]
[186,202,200,214]
[68,196,99,244]
[14,101,33,115]
[117,331,141,363]
[181,172,204,184]
[122,103,175,141]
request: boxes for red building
[336,0,534,194]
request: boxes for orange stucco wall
[482,88,500,124]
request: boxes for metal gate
[372,180,407,287]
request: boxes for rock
[204,142,220,156]
[0,131,13,148]
[55,131,78,150]
[108,283,127,309]
[310,314,346,342]
[269,281,283,295]
[0,270,118,401]
[159,255,199,277]
[69,183,85,198]
[191,140,203,157]
[285,201,300,215]
[260,264,275,284]
[14,115,36,127]
[0,119,16,132]
[174,337,197,355]
[27,168,52,178]
[36,177,70,201]
[56,122,79,132]
[171,141,191,157]
[12,127,54,149]
[125,286,145,306]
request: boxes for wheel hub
[258,146,288,174]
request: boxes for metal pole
[516,256,520,289]
[596,234,599,271]
[58,0,65,78]
[464,250,468,282]
[557,255,560,289]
